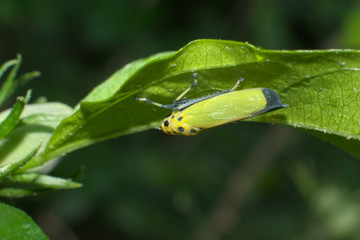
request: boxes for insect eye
[163,120,169,127]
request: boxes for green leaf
[0,54,22,107]
[0,102,73,172]
[0,172,81,198]
[0,142,41,180]
[4,173,82,189]
[0,202,49,239]
[0,54,40,107]
[0,188,37,198]
[31,40,360,162]
[0,59,17,80]
[0,90,31,140]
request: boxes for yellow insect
[136,73,288,136]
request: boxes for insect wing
[179,88,284,129]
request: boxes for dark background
[2,0,360,239]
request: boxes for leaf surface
[34,40,360,161]
[0,202,49,240]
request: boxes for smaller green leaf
[0,141,41,180]
[13,70,41,90]
[0,54,22,106]
[0,54,40,107]
[0,202,49,239]
[5,173,82,189]
[0,90,31,140]
[0,102,73,172]
[0,59,17,80]
[0,188,37,198]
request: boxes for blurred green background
[2,0,360,239]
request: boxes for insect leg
[230,77,244,91]
[175,73,198,101]
[135,97,172,109]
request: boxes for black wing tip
[261,88,288,108]
[247,88,289,116]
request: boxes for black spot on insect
[190,129,196,133]
[178,127,185,132]
[167,131,171,134]
[171,115,175,119]
[177,116,183,121]
[164,120,169,127]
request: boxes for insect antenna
[230,78,244,91]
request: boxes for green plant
[1,39,360,238]
[4,40,360,195]
[0,55,81,199]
